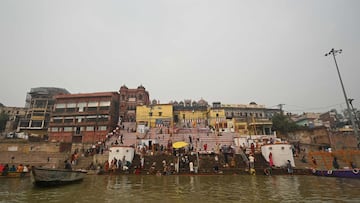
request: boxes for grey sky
[1,0,359,114]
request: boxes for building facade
[211,102,280,135]
[18,87,69,137]
[48,92,119,143]
[119,85,150,122]
[0,106,27,134]
[136,104,173,128]
[172,99,209,128]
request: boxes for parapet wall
[0,141,60,153]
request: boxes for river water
[1,175,359,203]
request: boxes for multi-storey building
[48,92,119,143]
[172,99,209,128]
[211,102,280,135]
[292,112,322,128]
[136,103,173,128]
[18,87,69,137]
[319,109,339,129]
[119,85,150,122]
[0,106,27,134]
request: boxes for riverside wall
[0,140,312,176]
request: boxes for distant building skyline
[0,84,355,116]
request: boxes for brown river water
[1,175,359,203]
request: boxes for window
[86,126,94,131]
[98,115,109,122]
[75,116,85,123]
[31,121,42,127]
[86,116,97,122]
[34,100,46,108]
[99,106,110,111]
[159,112,162,116]
[75,127,81,134]
[88,101,98,107]
[55,108,65,113]
[56,103,66,108]
[51,127,59,132]
[64,127,73,132]
[64,117,73,123]
[98,126,107,131]
[66,108,77,113]
[99,101,111,106]
[53,117,63,123]
[67,103,76,108]
[77,102,86,112]
[87,106,97,112]
[33,112,44,117]
[20,121,30,127]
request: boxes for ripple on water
[1,175,360,203]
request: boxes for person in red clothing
[269,152,274,167]
[203,143,207,151]
[104,160,109,172]
[250,143,255,154]
[0,164,4,173]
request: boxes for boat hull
[1,171,30,178]
[31,166,87,187]
[312,169,360,179]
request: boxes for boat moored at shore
[31,166,87,187]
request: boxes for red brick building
[119,85,150,122]
[48,92,119,143]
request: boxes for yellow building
[209,108,226,129]
[235,121,249,134]
[175,109,208,128]
[210,102,278,135]
[172,99,209,128]
[136,104,173,128]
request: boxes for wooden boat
[0,171,30,178]
[312,168,360,178]
[31,166,87,187]
[308,149,360,179]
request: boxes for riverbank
[0,140,312,177]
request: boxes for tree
[271,113,298,135]
[0,111,9,132]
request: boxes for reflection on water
[1,175,359,203]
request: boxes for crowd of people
[0,163,30,176]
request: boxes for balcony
[31,116,45,120]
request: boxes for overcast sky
[1,0,359,114]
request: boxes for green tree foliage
[271,113,298,135]
[0,111,9,132]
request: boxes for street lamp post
[325,48,359,147]
[348,99,359,128]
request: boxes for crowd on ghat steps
[0,122,312,176]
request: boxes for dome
[198,98,208,106]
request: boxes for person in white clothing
[249,154,255,169]
[189,162,194,173]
